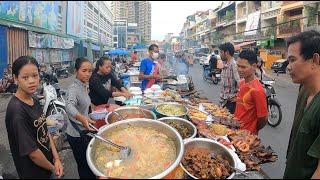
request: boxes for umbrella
[132,44,147,50]
[108,49,129,56]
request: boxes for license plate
[216,74,221,78]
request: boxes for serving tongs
[86,124,131,160]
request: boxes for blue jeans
[67,135,96,179]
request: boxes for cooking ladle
[87,124,131,160]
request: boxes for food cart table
[89,86,276,179]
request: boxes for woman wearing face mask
[65,57,96,179]
[139,44,162,90]
[89,56,132,106]
[5,56,63,179]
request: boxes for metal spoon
[87,124,131,160]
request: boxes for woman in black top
[5,56,63,179]
[89,56,132,106]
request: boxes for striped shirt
[220,58,240,103]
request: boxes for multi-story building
[216,1,236,44]
[0,1,81,71]
[183,14,197,50]
[113,20,127,49]
[261,1,282,36]
[83,2,113,47]
[138,1,152,44]
[111,1,151,45]
[257,1,283,49]
[127,23,141,49]
[303,1,320,32]
[277,1,304,39]
[127,1,139,24]
[234,1,261,50]
[194,10,213,48]
[83,1,114,59]
[111,1,128,21]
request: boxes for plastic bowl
[89,110,109,120]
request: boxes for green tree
[225,10,235,22]
[306,3,319,27]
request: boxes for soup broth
[94,126,177,178]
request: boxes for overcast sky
[151,1,223,41]
[106,1,223,41]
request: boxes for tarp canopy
[107,49,130,56]
[132,44,147,50]
[234,41,256,51]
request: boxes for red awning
[235,41,256,51]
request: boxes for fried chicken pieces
[182,147,232,179]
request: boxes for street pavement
[0,63,299,179]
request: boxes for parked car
[271,59,289,73]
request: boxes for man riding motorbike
[208,54,221,80]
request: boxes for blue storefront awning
[83,42,100,51]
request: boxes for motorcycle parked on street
[38,69,66,117]
[50,63,69,78]
[261,80,282,127]
[56,64,69,78]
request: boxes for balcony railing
[233,30,273,42]
[279,26,301,35]
[278,20,302,35]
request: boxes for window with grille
[94,8,99,15]
[88,2,93,10]
[87,22,92,28]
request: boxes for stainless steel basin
[86,119,185,179]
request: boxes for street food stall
[84,74,277,179]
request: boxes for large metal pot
[180,138,245,179]
[157,117,197,141]
[155,102,188,117]
[86,119,185,179]
[105,106,157,124]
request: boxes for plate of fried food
[227,129,278,171]
[200,103,235,120]
[188,107,208,121]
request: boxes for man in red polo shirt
[131,51,138,62]
[235,49,268,135]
